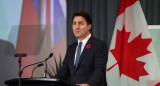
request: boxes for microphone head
[49,53,53,58]
[15,54,27,57]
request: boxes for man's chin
[75,35,81,38]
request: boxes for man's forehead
[73,20,84,22]
[73,16,86,21]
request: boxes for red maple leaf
[110,26,152,81]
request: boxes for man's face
[72,16,91,41]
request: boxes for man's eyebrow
[73,21,84,23]
[79,21,84,22]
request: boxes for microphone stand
[44,53,53,78]
[15,54,27,86]
[20,60,46,77]
[31,63,44,78]
[44,58,48,78]
[31,66,39,78]
[20,53,53,78]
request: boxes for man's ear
[88,24,91,30]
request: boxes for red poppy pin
[86,44,91,49]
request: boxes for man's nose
[75,24,80,29]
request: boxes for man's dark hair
[72,11,92,25]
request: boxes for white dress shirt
[74,34,91,65]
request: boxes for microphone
[44,53,53,77]
[49,53,53,57]
[20,53,53,77]
[31,63,44,78]
[45,53,53,61]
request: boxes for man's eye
[73,23,76,25]
[80,23,83,25]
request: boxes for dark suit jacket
[55,36,108,86]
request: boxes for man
[55,11,108,86]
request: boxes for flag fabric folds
[107,0,160,86]
[17,0,67,78]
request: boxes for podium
[5,78,72,86]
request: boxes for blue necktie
[75,42,82,68]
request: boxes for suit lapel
[76,36,95,70]
[70,42,77,73]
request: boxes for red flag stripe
[20,0,39,25]
[46,0,50,25]
[17,0,39,78]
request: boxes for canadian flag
[107,0,160,86]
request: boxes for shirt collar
[78,34,91,45]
